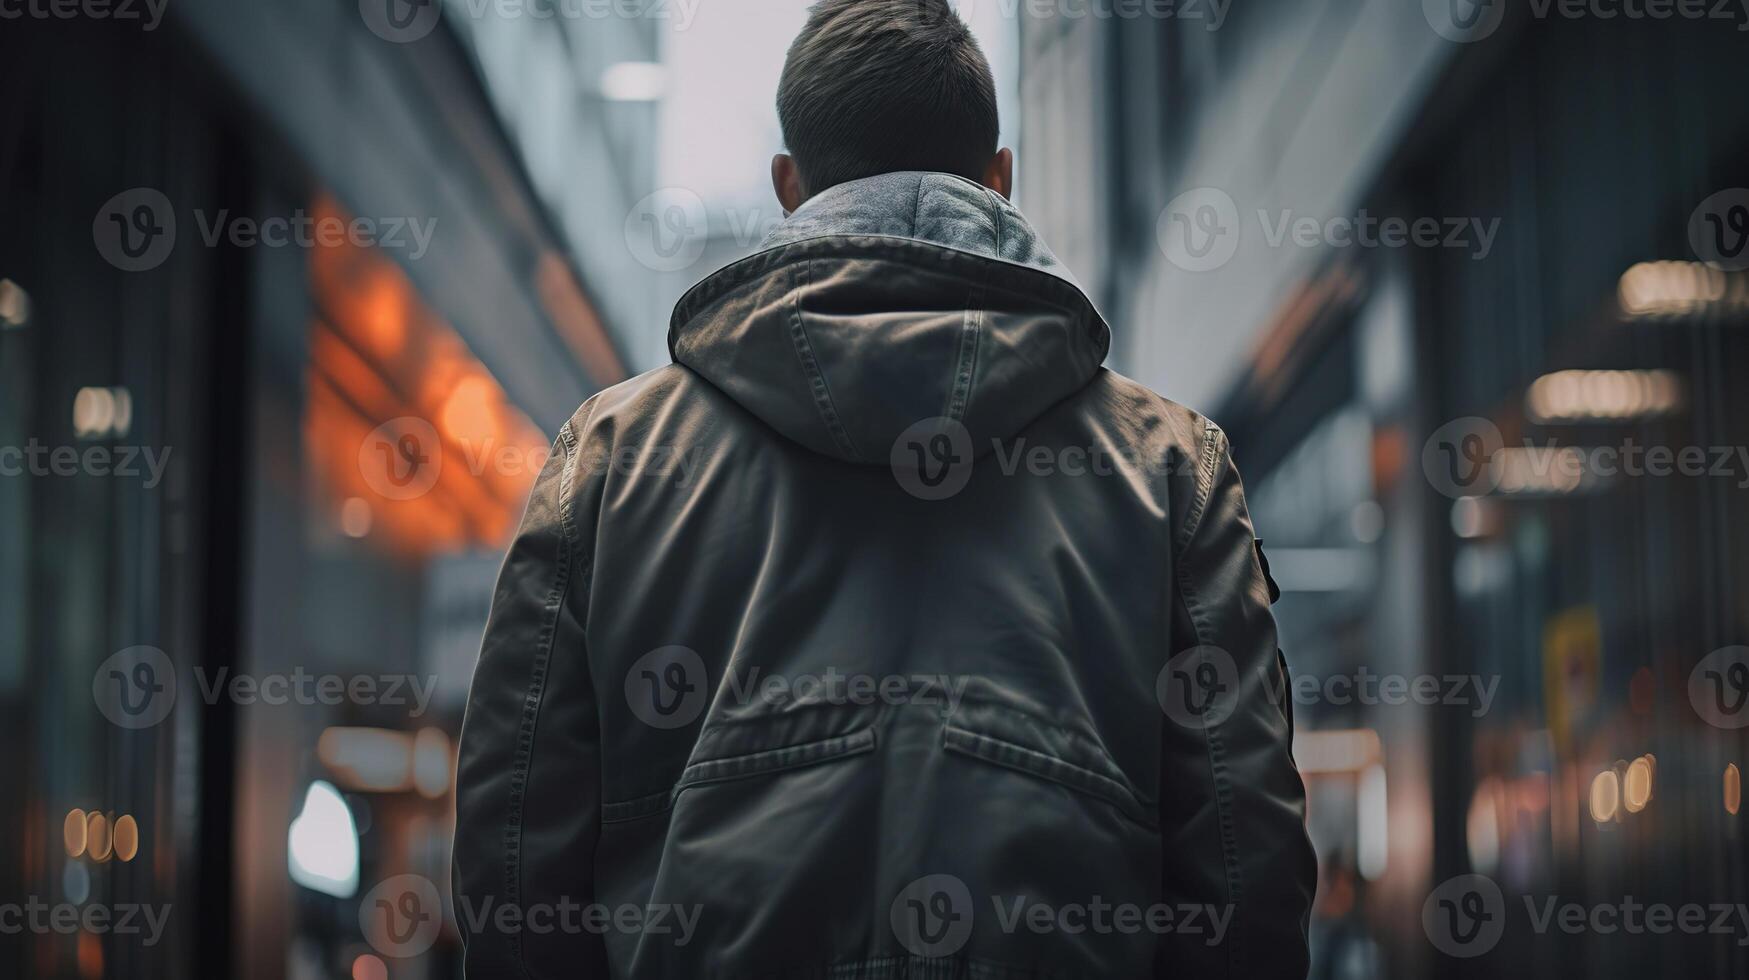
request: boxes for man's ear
[981,147,1014,200]
[772,154,806,215]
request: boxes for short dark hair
[777,0,999,194]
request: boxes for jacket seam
[785,258,863,460]
[1170,422,1245,978]
[1177,418,1223,550]
[668,234,1106,346]
[941,725,1157,829]
[947,283,985,421]
[501,412,587,975]
[601,728,878,824]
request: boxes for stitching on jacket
[601,728,878,824]
[677,727,876,790]
[1177,418,1223,550]
[785,258,862,460]
[1171,421,1246,978]
[669,235,1104,342]
[941,725,1157,829]
[978,183,1006,257]
[502,412,586,975]
[947,284,984,422]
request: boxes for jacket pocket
[941,721,1156,829]
[602,726,876,824]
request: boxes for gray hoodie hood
[668,171,1111,464]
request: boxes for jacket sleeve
[452,412,608,978]
[1157,422,1317,979]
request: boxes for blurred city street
[3,0,1749,977]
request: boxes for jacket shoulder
[557,363,749,449]
[1076,368,1227,464]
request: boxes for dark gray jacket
[454,171,1316,979]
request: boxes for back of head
[777,0,999,196]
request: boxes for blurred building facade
[1020,4,1749,979]
[0,2,651,976]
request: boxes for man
[453,0,1316,976]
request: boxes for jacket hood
[668,171,1111,464]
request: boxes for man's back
[454,172,1315,978]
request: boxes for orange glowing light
[441,374,500,448]
[304,193,549,558]
[1623,757,1653,813]
[64,809,87,857]
[1589,769,1620,824]
[113,814,140,863]
[86,812,112,862]
[78,931,103,978]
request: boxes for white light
[1357,763,1388,881]
[1467,778,1501,874]
[341,497,373,539]
[1450,497,1489,539]
[1617,261,1730,318]
[0,278,30,328]
[412,727,452,800]
[1293,728,1382,774]
[72,387,132,439]
[288,781,359,898]
[1525,369,1684,423]
[600,62,667,102]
